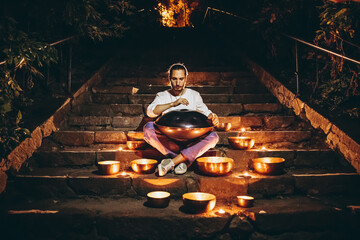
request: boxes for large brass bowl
[97,161,121,175]
[228,137,255,150]
[131,159,158,174]
[155,124,214,141]
[147,191,171,208]
[196,157,234,176]
[154,110,214,141]
[182,192,216,213]
[252,157,285,175]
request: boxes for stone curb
[245,58,360,173]
[0,54,116,194]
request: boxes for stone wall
[245,58,360,173]
[0,57,113,194]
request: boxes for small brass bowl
[216,122,232,131]
[126,140,147,150]
[252,157,285,175]
[147,191,171,208]
[97,161,121,175]
[127,131,144,141]
[228,137,255,150]
[237,195,254,208]
[182,192,216,213]
[131,159,158,174]
[197,157,234,176]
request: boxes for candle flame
[243,172,249,177]
[261,146,266,150]
[241,128,246,132]
[120,171,127,176]
[118,147,123,151]
[218,209,225,214]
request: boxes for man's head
[168,63,188,95]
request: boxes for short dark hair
[168,63,188,77]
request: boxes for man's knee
[208,131,219,145]
[143,122,155,138]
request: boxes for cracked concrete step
[6,168,360,200]
[91,93,277,104]
[49,130,311,147]
[2,196,358,240]
[71,103,284,117]
[66,115,295,130]
[25,147,352,171]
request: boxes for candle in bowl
[237,196,254,208]
[97,161,121,175]
[146,191,171,208]
[228,136,255,150]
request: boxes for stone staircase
[1,29,360,239]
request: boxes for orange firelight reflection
[157,0,199,27]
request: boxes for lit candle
[218,209,225,214]
[261,146,266,150]
[241,128,246,132]
[118,147,123,151]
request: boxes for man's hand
[208,113,219,126]
[173,98,189,107]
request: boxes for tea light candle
[119,171,130,177]
[218,209,225,214]
[237,196,254,208]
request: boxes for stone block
[241,131,311,143]
[244,103,282,113]
[132,174,187,198]
[207,104,243,116]
[40,118,57,137]
[95,131,127,143]
[218,116,263,131]
[0,171,7,194]
[8,144,28,172]
[247,175,294,197]
[294,173,360,195]
[112,116,143,128]
[92,93,129,104]
[304,105,331,133]
[53,131,95,146]
[108,77,138,85]
[294,149,340,168]
[187,72,221,85]
[198,175,247,199]
[110,104,144,116]
[264,116,294,129]
[202,94,230,103]
[231,94,275,104]
[33,151,96,167]
[115,149,163,169]
[73,104,112,116]
[128,95,155,104]
[92,86,139,94]
[67,174,132,196]
[31,127,43,148]
[69,116,111,126]
[139,77,168,85]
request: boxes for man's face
[170,69,186,92]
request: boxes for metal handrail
[0,35,75,66]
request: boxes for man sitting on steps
[143,63,219,176]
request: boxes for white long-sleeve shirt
[147,88,212,118]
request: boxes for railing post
[295,41,300,96]
[68,42,72,93]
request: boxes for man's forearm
[153,102,174,116]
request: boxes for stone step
[26,147,352,171]
[105,71,256,86]
[6,168,360,200]
[71,103,284,117]
[50,130,311,147]
[66,115,295,130]
[94,84,268,94]
[91,93,277,104]
[2,195,358,239]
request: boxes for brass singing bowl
[252,157,285,175]
[131,159,158,174]
[127,131,144,141]
[216,122,232,131]
[228,137,255,150]
[196,157,234,176]
[97,160,121,175]
[155,124,214,141]
[237,196,254,208]
[126,140,147,150]
[147,191,171,208]
[182,192,216,213]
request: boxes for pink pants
[143,122,219,165]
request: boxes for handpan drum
[154,109,214,141]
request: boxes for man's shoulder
[156,90,170,96]
[185,88,200,96]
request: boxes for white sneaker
[174,163,187,175]
[158,159,175,177]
